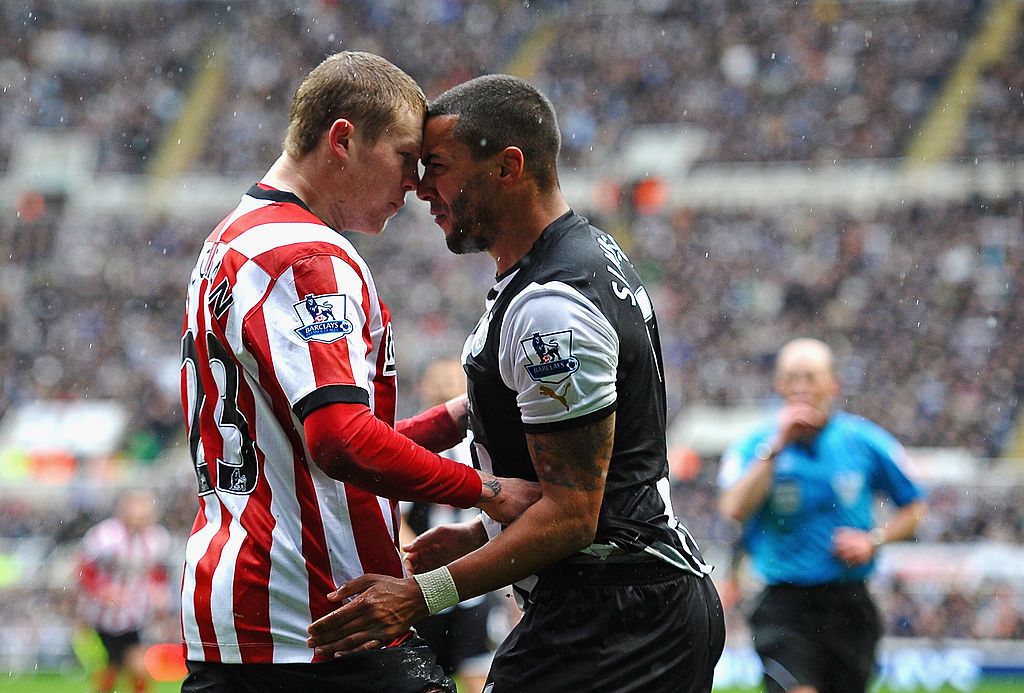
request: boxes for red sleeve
[304,402,481,508]
[395,402,463,453]
[79,559,102,596]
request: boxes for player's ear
[497,146,525,186]
[327,119,355,163]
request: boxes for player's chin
[366,214,395,236]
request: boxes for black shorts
[181,635,454,693]
[412,599,491,675]
[486,560,725,693]
[96,629,142,667]
[748,581,882,693]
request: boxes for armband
[413,566,460,615]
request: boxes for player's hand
[832,527,875,566]
[475,472,541,525]
[307,574,427,658]
[404,520,487,574]
[775,402,827,445]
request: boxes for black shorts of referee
[748,581,882,693]
[181,633,454,693]
[485,558,725,693]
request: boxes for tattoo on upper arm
[526,413,615,491]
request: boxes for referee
[307,75,726,692]
[717,338,928,693]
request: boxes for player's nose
[416,175,435,202]
[402,163,419,192]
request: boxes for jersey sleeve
[497,282,618,431]
[717,445,751,490]
[718,427,775,490]
[243,253,374,419]
[865,423,926,506]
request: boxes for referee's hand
[832,526,875,566]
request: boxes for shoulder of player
[830,410,891,438]
[502,280,608,331]
[829,411,903,454]
[83,517,127,546]
[226,224,367,282]
[539,216,620,270]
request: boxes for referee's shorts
[749,581,882,693]
[181,633,454,693]
[485,559,725,693]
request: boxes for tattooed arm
[306,412,616,657]
[447,410,615,598]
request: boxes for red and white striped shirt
[179,184,402,663]
[78,517,170,635]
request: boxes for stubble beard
[444,178,497,255]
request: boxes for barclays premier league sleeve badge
[293,293,354,343]
[520,330,580,383]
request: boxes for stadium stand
[0,0,1023,684]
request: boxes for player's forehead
[420,114,463,160]
[380,106,422,145]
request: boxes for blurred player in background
[717,338,928,693]
[399,358,494,693]
[179,52,537,693]
[308,74,725,693]
[77,489,171,693]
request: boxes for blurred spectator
[76,489,171,693]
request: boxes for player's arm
[78,556,103,597]
[393,394,468,453]
[304,402,535,523]
[403,516,488,574]
[448,411,613,593]
[307,412,614,657]
[76,530,109,599]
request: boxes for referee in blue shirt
[718,338,927,693]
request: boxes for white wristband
[413,566,460,615]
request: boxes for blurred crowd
[1,0,1024,672]
[3,0,1018,176]
[626,195,1024,457]
[541,0,982,166]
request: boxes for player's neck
[263,153,345,230]
[263,155,315,205]
[490,189,570,274]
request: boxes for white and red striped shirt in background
[180,184,401,664]
[78,517,171,635]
